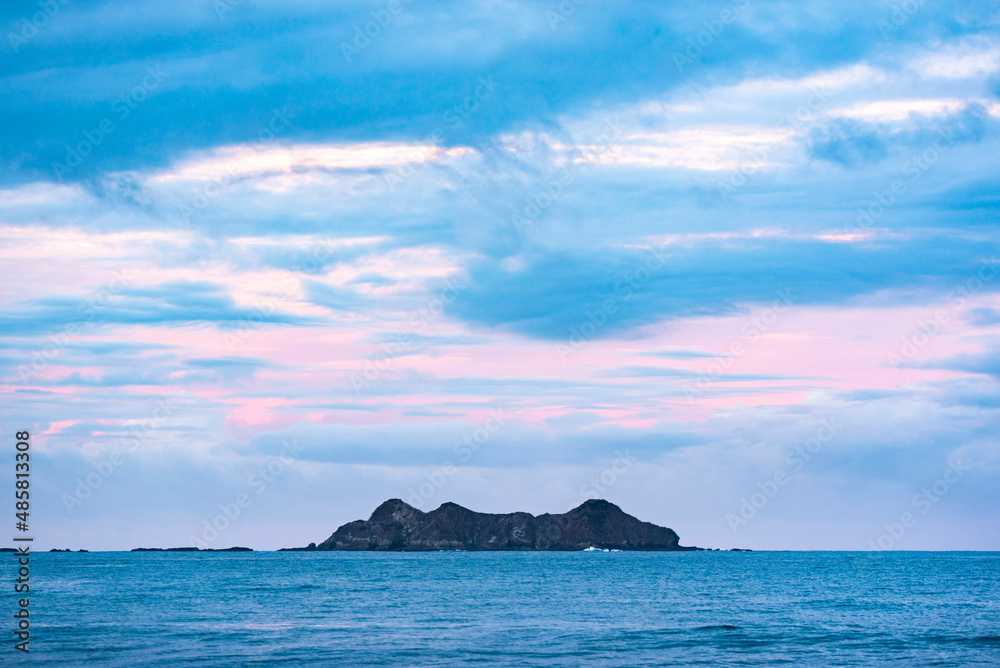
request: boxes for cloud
[807,119,889,166]
[807,103,992,167]
[0,280,312,336]
[922,342,1000,379]
[301,280,367,313]
[26,377,1000,550]
[968,307,1000,326]
[185,356,276,382]
[3,0,997,185]
[645,349,724,359]
[446,237,999,339]
[3,0,1000,552]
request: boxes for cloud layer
[1,0,999,550]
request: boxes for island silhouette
[282,498,706,551]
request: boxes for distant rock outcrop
[131,547,252,552]
[290,499,700,551]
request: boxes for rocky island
[284,498,701,551]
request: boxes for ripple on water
[26,551,1000,667]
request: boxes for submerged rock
[299,499,700,551]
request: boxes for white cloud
[909,43,1000,79]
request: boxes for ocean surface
[16,551,1000,666]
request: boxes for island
[282,498,703,551]
[131,547,253,552]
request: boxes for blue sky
[1,0,998,550]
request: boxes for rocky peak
[571,499,622,514]
[369,498,424,524]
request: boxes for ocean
[17,551,1000,666]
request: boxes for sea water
[15,551,1000,666]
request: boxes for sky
[0,0,998,551]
